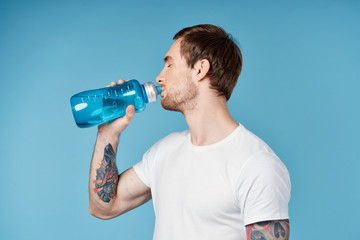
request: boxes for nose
[156,68,165,84]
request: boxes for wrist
[96,131,120,145]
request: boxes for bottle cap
[143,82,158,103]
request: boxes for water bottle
[70,79,162,128]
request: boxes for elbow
[89,205,122,220]
[89,206,117,220]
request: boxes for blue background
[1,0,359,239]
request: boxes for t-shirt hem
[244,212,289,226]
[133,164,150,188]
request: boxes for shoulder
[161,130,189,143]
[226,124,280,168]
[151,130,189,149]
[240,151,291,185]
[236,124,277,155]
[143,130,189,159]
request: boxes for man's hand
[97,79,135,138]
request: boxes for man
[89,24,291,240]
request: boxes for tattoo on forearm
[93,144,118,203]
[246,219,290,240]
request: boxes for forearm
[87,87,135,218]
[89,132,120,218]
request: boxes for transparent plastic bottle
[70,79,162,128]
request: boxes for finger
[122,105,135,124]
[118,79,125,84]
[110,81,117,86]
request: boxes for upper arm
[246,219,290,240]
[238,152,291,227]
[111,167,151,217]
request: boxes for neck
[183,95,239,146]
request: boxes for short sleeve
[237,151,291,226]
[133,148,153,187]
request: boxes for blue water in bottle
[70,79,162,128]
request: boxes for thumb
[122,105,135,124]
[106,105,134,135]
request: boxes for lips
[160,86,165,98]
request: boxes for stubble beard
[161,75,198,113]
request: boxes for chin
[161,99,181,112]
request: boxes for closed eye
[164,55,173,68]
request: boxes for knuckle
[123,116,132,125]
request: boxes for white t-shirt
[133,123,291,240]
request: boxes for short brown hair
[173,24,243,101]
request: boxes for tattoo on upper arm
[246,219,290,240]
[93,144,119,203]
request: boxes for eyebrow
[163,55,173,63]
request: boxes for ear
[193,59,210,82]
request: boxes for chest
[152,147,239,217]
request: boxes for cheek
[165,68,177,80]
